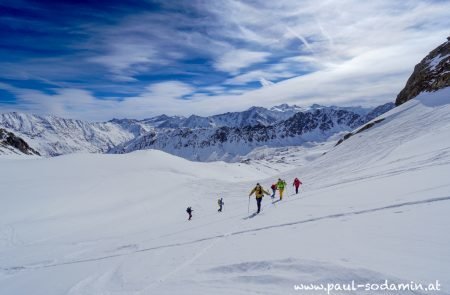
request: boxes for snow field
[1,88,450,294]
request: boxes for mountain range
[110,104,394,161]
[0,103,393,159]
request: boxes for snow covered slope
[0,112,138,156]
[1,88,449,294]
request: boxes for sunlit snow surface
[1,88,450,294]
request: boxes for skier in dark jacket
[270,184,277,199]
[186,207,193,220]
[218,198,224,212]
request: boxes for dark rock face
[395,38,450,106]
[335,118,385,147]
[0,128,40,155]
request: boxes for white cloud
[2,0,450,119]
[259,78,274,87]
[285,26,313,51]
[88,41,157,81]
[1,30,448,121]
[213,49,270,74]
[143,81,194,98]
[0,81,196,121]
[225,69,295,85]
[0,83,106,119]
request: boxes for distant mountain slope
[110,103,394,161]
[1,104,388,158]
[140,104,313,129]
[205,105,305,128]
[112,104,373,129]
[396,37,449,106]
[0,112,136,156]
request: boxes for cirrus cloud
[0,0,449,120]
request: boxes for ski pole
[247,196,250,217]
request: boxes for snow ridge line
[3,195,449,272]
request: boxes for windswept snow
[1,89,450,294]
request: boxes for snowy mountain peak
[310,103,324,109]
[269,103,304,112]
[109,118,139,124]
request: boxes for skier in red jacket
[293,178,302,194]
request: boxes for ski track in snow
[139,237,224,293]
[3,194,449,274]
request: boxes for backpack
[256,185,262,194]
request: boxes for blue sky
[0,0,449,120]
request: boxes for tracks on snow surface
[3,195,450,273]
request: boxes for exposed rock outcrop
[0,128,40,155]
[395,38,450,106]
[335,118,385,147]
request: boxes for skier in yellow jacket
[277,178,287,200]
[249,183,270,214]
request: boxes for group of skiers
[250,177,302,214]
[186,177,303,220]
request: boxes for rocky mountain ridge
[396,38,449,106]
[0,128,40,155]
